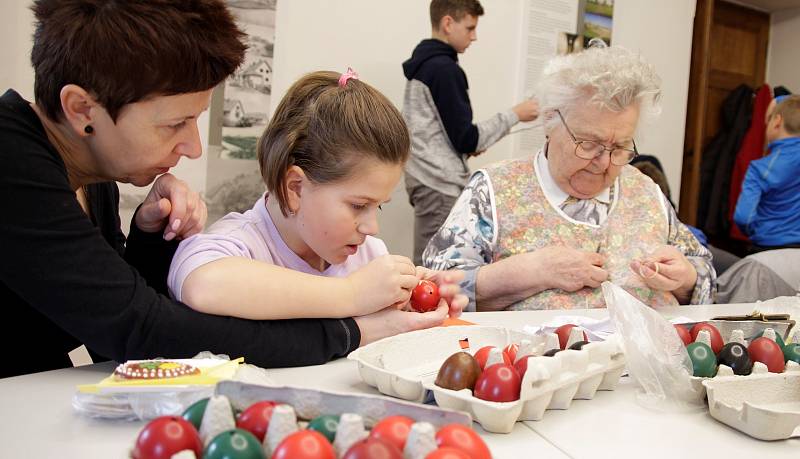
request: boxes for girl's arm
[178,254,420,320]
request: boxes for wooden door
[679,0,769,227]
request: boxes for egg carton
[687,327,800,401]
[702,373,800,440]
[348,325,626,434]
[214,381,472,429]
[129,381,475,459]
[682,319,793,343]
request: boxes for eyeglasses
[555,109,638,166]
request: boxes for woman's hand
[134,173,207,241]
[630,245,697,303]
[346,255,419,316]
[531,246,608,292]
[413,267,468,318]
[353,301,449,346]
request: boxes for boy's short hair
[258,71,410,217]
[31,0,246,122]
[430,0,484,29]
[773,95,800,135]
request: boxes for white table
[0,305,797,458]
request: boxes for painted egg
[748,337,785,373]
[716,342,753,375]
[307,414,339,443]
[686,342,717,377]
[473,363,521,402]
[203,429,263,459]
[435,352,482,392]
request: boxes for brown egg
[435,351,482,392]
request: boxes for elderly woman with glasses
[423,45,715,311]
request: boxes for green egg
[307,414,339,443]
[181,398,209,430]
[687,341,717,377]
[203,429,263,459]
[783,343,800,364]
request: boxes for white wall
[613,0,695,204]
[272,0,696,257]
[0,2,34,99]
[0,0,696,257]
[766,7,800,93]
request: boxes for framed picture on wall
[204,0,279,224]
[220,0,277,161]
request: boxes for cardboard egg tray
[703,373,800,440]
[348,326,626,433]
[214,380,472,429]
[687,326,799,401]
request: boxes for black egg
[543,348,561,357]
[569,340,590,350]
[717,342,753,375]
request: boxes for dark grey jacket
[402,39,517,197]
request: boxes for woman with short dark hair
[0,0,418,377]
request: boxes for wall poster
[513,0,614,157]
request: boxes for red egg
[503,343,519,362]
[132,416,202,459]
[272,430,336,459]
[690,323,724,354]
[435,424,492,459]
[236,400,277,441]
[473,363,521,402]
[748,337,785,373]
[473,346,511,370]
[674,324,692,346]
[514,355,531,379]
[411,280,441,312]
[369,415,414,451]
[343,438,403,459]
[554,324,587,350]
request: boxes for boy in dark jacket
[402,0,539,264]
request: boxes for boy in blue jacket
[734,95,800,249]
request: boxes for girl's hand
[346,255,419,316]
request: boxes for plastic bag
[602,282,704,411]
[523,314,615,341]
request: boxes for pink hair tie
[338,67,359,87]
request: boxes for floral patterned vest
[484,156,678,310]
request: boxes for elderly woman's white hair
[537,44,662,131]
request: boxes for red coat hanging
[728,84,772,241]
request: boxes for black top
[0,89,359,378]
[403,39,479,154]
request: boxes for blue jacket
[734,137,800,246]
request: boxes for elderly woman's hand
[134,173,207,241]
[532,246,608,292]
[414,267,469,318]
[630,245,697,303]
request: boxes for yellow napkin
[78,358,244,393]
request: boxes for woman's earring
[84,125,94,134]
